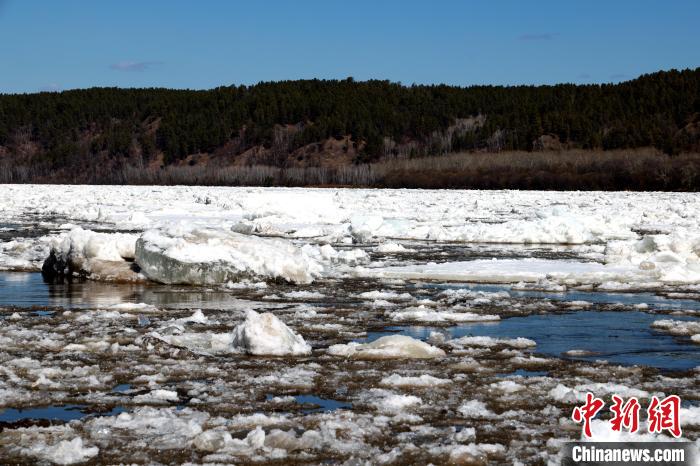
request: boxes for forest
[0,68,699,189]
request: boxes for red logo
[647,395,682,438]
[573,393,682,438]
[610,395,641,433]
[572,392,605,438]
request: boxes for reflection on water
[370,311,700,371]
[2,272,699,372]
[0,272,255,310]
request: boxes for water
[3,272,699,372]
[112,384,132,393]
[370,310,700,371]
[0,405,124,423]
[294,395,352,413]
[0,272,256,310]
[0,405,87,422]
[266,394,352,413]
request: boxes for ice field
[0,185,699,464]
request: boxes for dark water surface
[369,310,700,371]
[0,272,253,310]
[2,272,699,373]
[0,405,125,423]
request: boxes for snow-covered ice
[42,227,142,282]
[231,310,312,356]
[1,185,699,464]
[328,335,446,359]
[24,437,99,465]
[0,185,697,288]
[136,226,322,285]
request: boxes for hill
[0,68,699,188]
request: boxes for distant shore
[2,148,699,191]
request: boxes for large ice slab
[41,227,142,282]
[371,258,641,285]
[135,226,322,285]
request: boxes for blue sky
[1,0,698,94]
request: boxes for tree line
[0,68,698,177]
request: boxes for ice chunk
[564,349,598,357]
[349,215,385,243]
[107,302,159,313]
[651,319,700,336]
[357,290,413,301]
[585,418,693,443]
[376,242,410,253]
[380,374,451,387]
[86,407,209,450]
[193,429,233,452]
[489,380,524,393]
[605,233,700,284]
[328,335,445,359]
[193,426,266,454]
[0,237,51,271]
[448,443,506,463]
[26,437,99,465]
[680,406,700,425]
[449,335,536,349]
[389,306,500,323]
[145,331,235,355]
[264,428,321,451]
[549,383,648,403]
[458,399,496,419]
[449,208,634,244]
[363,388,423,413]
[135,226,322,285]
[282,290,325,299]
[231,310,311,356]
[133,389,179,404]
[178,309,209,325]
[42,227,142,282]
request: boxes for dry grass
[2,148,699,191]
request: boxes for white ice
[24,437,99,465]
[2,186,700,287]
[231,310,312,356]
[328,335,445,359]
[44,227,142,281]
[135,226,323,285]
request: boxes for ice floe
[328,335,445,359]
[135,226,322,285]
[42,227,142,282]
[380,374,451,387]
[24,437,99,465]
[651,319,700,336]
[231,310,312,356]
[449,336,536,349]
[388,305,500,323]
